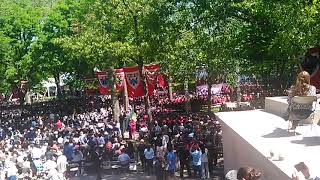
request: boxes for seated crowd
[0,94,224,180]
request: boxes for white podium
[265,96,289,117]
[217,97,320,180]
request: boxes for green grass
[212,107,220,113]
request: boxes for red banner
[144,64,161,95]
[96,71,109,94]
[124,66,144,97]
[11,88,20,99]
[157,73,168,88]
[114,68,125,92]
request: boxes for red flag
[96,71,109,94]
[11,88,20,99]
[144,64,160,95]
[157,73,168,88]
[114,68,125,92]
[124,66,144,97]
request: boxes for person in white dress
[56,153,68,178]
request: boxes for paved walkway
[71,174,154,180]
[71,158,225,180]
[70,166,224,180]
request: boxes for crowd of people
[1,74,309,180]
[0,91,225,180]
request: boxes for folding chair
[288,96,317,134]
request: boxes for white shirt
[45,168,62,180]
[79,134,87,145]
[162,135,169,148]
[32,147,42,159]
[97,122,104,128]
[6,162,17,177]
[43,160,57,172]
[22,160,31,169]
[57,137,64,144]
[16,155,24,167]
[56,155,68,173]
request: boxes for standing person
[176,137,191,178]
[5,161,18,180]
[144,144,154,175]
[126,141,135,159]
[201,147,210,179]
[129,120,136,139]
[137,139,146,171]
[162,133,169,150]
[166,146,176,180]
[56,152,68,178]
[118,150,131,171]
[190,144,202,178]
[72,147,84,176]
[154,156,164,180]
[56,119,63,131]
[63,141,74,161]
[92,148,102,180]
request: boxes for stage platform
[217,109,320,180]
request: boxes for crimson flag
[124,66,144,97]
[144,64,161,95]
[11,88,20,99]
[157,73,168,88]
[96,71,109,94]
[114,68,125,92]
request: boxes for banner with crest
[114,68,125,92]
[96,71,109,94]
[144,64,161,96]
[124,66,144,97]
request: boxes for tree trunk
[18,89,26,105]
[137,61,153,122]
[119,61,129,112]
[278,59,287,91]
[54,73,62,99]
[108,67,120,123]
[123,77,130,112]
[207,78,212,113]
[131,12,153,121]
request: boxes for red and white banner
[114,68,125,92]
[124,66,144,97]
[96,71,109,94]
[144,64,161,95]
